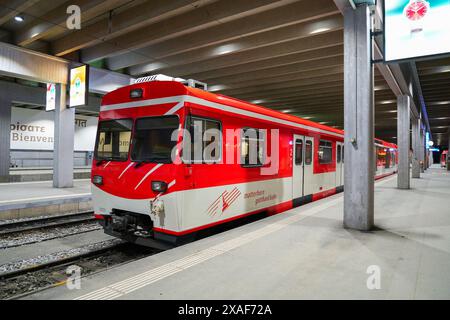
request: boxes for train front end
[91,81,188,249]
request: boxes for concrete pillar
[0,93,12,182]
[53,83,74,188]
[411,118,420,178]
[397,95,410,189]
[343,4,374,231]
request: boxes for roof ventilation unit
[132,74,185,84]
[132,74,208,90]
[181,79,208,91]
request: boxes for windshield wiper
[133,156,171,167]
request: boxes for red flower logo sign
[206,187,242,216]
[404,0,429,21]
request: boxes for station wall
[9,107,98,168]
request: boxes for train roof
[102,80,397,149]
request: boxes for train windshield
[95,119,133,161]
[131,116,179,163]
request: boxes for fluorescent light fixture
[281,109,292,113]
[302,116,313,120]
[319,121,329,124]
[14,16,24,22]
[212,43,241,56]
[251,100,265,104]
[310,27,330,35]
[209,84,227,92]
[379,100,395,105]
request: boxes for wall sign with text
[384,0,450,62]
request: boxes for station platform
[0,180,92,220]
[8,167,91,182]
[27,167,450,300]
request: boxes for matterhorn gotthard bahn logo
[206,187,242,216]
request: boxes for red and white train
[441,150,448,167]
[92,79,398,248]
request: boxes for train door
[292,135,304,200]
[303,136,314,196]
[336,142,344,186]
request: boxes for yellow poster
[69,65,87,107]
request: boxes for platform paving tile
[24,168,450,300]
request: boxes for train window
[305,140,312,165]
[337,145,341,163]
[342,146,344,163]
[131,116,179,163]
[185,116,222,163]
[241,128,265,167]
[295,139,303,165]
[318,140,332,164]
[95,119,132,161]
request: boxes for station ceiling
[0,0,449,146]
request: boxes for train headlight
[93,175,103,185]
[151,181,167,193]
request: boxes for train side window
[342,146,344,163]
[337,145,341,163]
[305,140,312,165]
[185,116,222,163]
[295,139,303,165]
[318,140,332,164]
[241,128,265,167]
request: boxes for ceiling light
[212,43,241,56]
[303,116,313,120]
[319,121,329,124]
[379,100,395,105]
[251,100,265,104]
[310,27,330,35]
[209,84,227,92]
[14,16,24,22]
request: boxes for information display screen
[384,0,450,62]
[69,65,89,107]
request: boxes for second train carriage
[92,80,398,248]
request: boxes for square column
[0,95,11,182]
[53,84,74,188]
[343,4,374,231]
[411,118,420,178]
[397,95,410,189]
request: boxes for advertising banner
[69,65,89,107]
[384,0,450,62]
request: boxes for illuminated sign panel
[69,65,89,107]
[46,83,56,111]
[384,0,450,62]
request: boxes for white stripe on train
[101,95,344,139]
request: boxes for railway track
[0,211,95,236]
[0,212,101,249]
[0,240,160,300]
